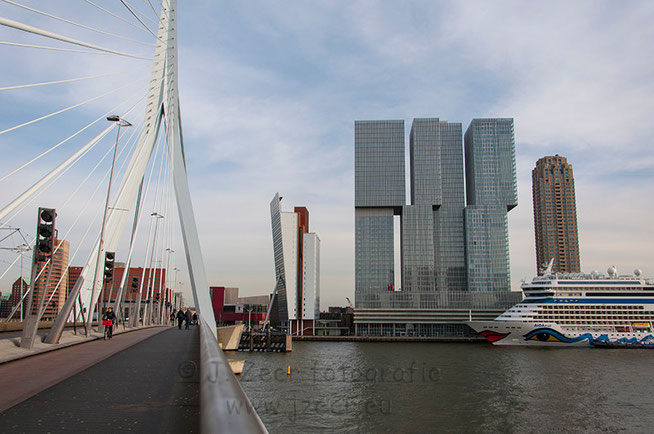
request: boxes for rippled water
[234,342,654,433]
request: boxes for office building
[354,118,520,337]
[532,155,580,273]
[464,118,518,292]
[270,193,321,335]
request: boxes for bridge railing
[198,318,268,434]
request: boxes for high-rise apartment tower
[532,155,580,273]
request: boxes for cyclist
[102,307,117,340]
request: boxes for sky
[0,1,653,309]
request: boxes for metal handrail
[198,317,268,433]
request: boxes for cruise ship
[468,264,654,347]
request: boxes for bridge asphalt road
[0,326,200,432]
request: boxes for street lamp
[88,115,131,330]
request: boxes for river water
[234,341,654,433]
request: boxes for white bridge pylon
[49,0,216,341]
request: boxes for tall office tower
[270,194,320,334]
[29,238,70,320]
[532,155,580,273]
[464,118,518,292]
[407,119,466,292]
[354,117,521,337]
[354,120,405,308]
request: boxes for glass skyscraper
[464,118,518,292]
[354,120,405,309]
[354,117,520,337]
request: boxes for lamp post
[88,115,131,330]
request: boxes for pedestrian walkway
[0,323,157,365]
[0,326,200,432]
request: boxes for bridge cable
[0,69,137,92]
[83,0,154,36]
[120,0,163,43]
[0,89,146,183]
[0,88,148,226]
[143,126,167,324]
[121,0,159,27]
[0,79,142,136]
[0,40,112,55]
[133,128,164,325]
[0,16,153,59]
[1,0,156,46]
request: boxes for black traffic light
[35,207,56,260]
[103,251,115,283]
[155,293,160,302]
[131,276,139,292]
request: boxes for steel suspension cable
[0,79,141,136]
[0,40,110,54]
[120,0,162,43]
[0,69,137,92]
[144,133,167,323]
[135,131,164,324]
[121,0,159,27]
[0,89,147,225]
[83,0,153,36]
[0,17,152,59]
[0,90,145,183]
[1,0,156,46]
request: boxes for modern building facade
[464,118,518,291]
[532,155,580,273]
[270,193,321,335]
[354,120,405,308]
[354,118,520,337]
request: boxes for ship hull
[468,321,654,347]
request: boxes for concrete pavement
[0,326,200,432]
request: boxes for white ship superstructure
[468,266,654,346]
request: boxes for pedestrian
[176,308,184,330]
[185,308,192,329]
[192,312,198,326]
[169,311,175,326]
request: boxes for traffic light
[155,293,160,302]
[131,276,139,292]
[103,251,115,284]
[35,208,56,260]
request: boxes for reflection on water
[235,342,654,433]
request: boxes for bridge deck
[0,326,200,432]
